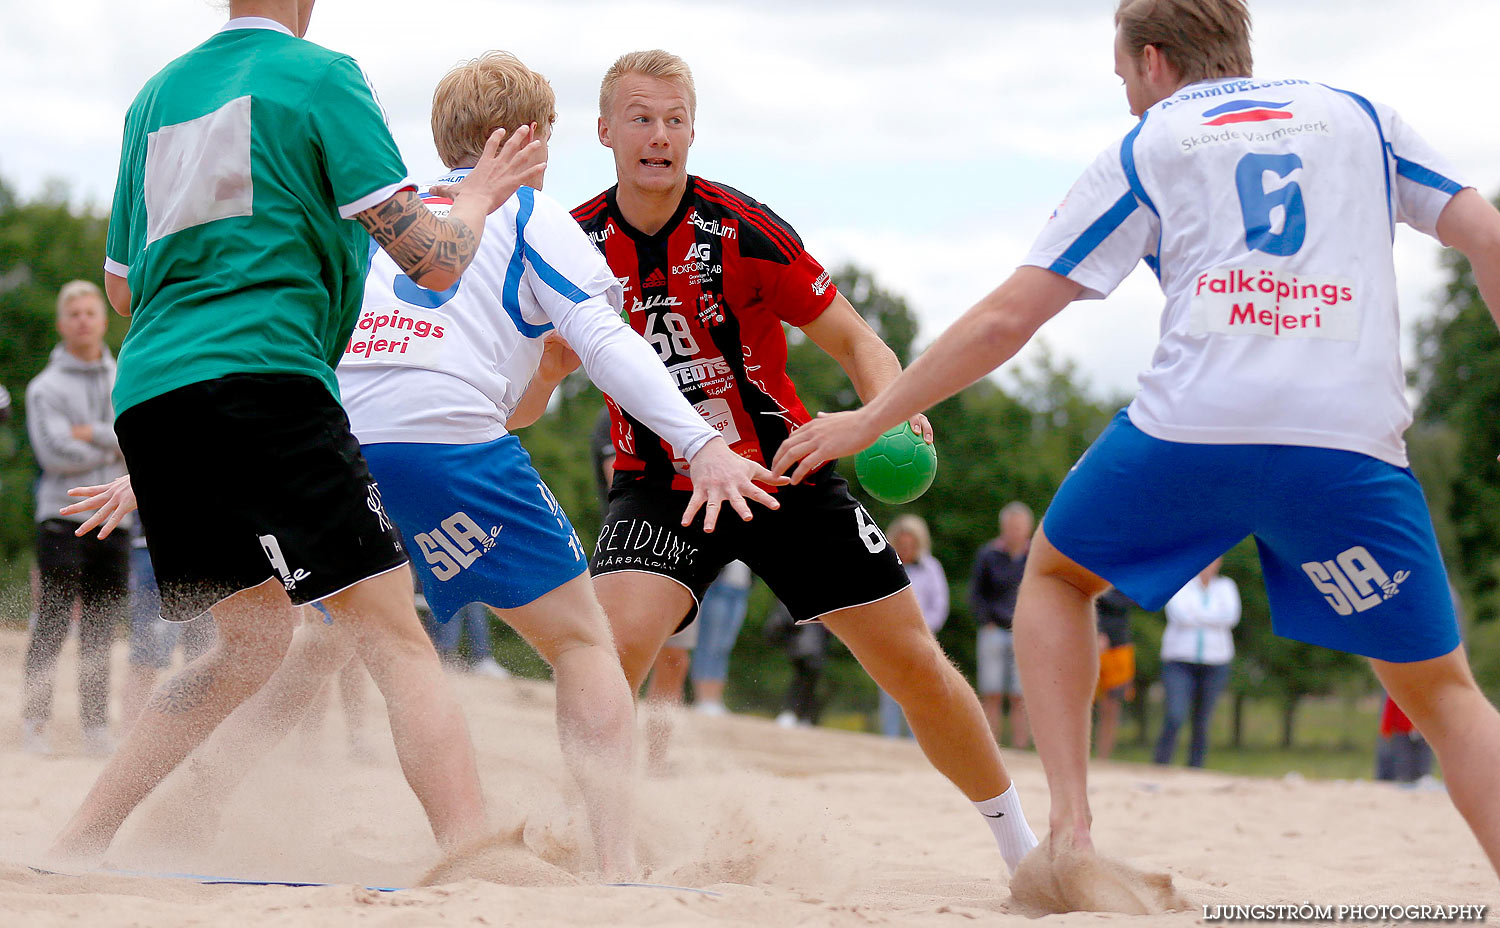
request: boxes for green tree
[1411,196,1500,696]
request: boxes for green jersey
[105,18,411,414]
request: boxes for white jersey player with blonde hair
[776,0,1500,908]
[64,50,776,883]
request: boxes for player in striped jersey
[568,50,1040,874]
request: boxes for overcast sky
[3,0,1496,399]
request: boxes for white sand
[0,627,1492,926]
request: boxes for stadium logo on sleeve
[1201,99,1293,126]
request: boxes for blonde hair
[999,501,1034,529]
[56,280,104,318]
[598,49,697,119]
[1115,0,1252,85]
[431,51,556,170]
[887,515,932,558]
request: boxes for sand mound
[1009,835,1189,915]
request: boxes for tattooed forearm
[356,189,477,283]
[147,662,217,715]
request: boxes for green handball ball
[854,423,937,505]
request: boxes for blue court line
[30,865,402,892]
[31,865,722,896]
[607,882,722,897]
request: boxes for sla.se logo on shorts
[416,511,501,582]
[1301,545,1409,616]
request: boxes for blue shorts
[361,434,589,623]
[1043,411,1460,663]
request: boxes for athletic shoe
[694,700,727,717]
[20,720,50,756]
[774,710,798,729]
[473,657,510,679]
[82,725,115,758]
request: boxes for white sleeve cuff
[103,257,129,277]
[678,430,718,464]
[338,178,416,219]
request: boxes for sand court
[0,627,1492,926]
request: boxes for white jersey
[1024,78,1466,466]
[340,171,718,461]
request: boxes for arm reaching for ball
[773,267,1081,484]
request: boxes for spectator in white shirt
[1154,557,1240,767]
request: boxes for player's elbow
[104,273,132,317]
[1438,189,1500,261]
[412,269,459,293]
[972,301,1039,355]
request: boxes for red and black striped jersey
[571,177,837,491]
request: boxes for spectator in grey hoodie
[23,280,131,756]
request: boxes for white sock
[975,784,1038,873]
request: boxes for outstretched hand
[536,332,581,384]
[771,409,884,485]
[431,123,547,209]
[60,474,136,539]
[682,437,789,532]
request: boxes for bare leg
[643,646,691,774]
[645,647,690,703]
[1371,648,1500,875]
[496,573,638,880]
[593,573,694,695]
[694,678,726,708]
[191,618,357,800]
[120,665,159,729]
[594,573,695,784]
[323,566,486,851]
[1095,696,1123,761]
[981,693,1003,742]
[336,656,373,759]
[51,579,298,859]
[1012,527,1110,853]
[822,588,1010,800]
[1010,694,1032,748]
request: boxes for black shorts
[115,374,408,621]
[590,470,910,628]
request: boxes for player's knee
[878,636,957,703]
[218,613,294,665]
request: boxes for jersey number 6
[393,273,461,309]
[1234,152,1307,257]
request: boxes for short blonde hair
[1115,0,1252,85]
[431,51,556,170]
[56,280,104,318]
[999,501,1034,529]
[887,515,932,558]
[598,49,697,119]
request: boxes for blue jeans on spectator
[434,601,492,662]
[1154,660,1231,768]
[878,688,912,738]
[690,577,751,685]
